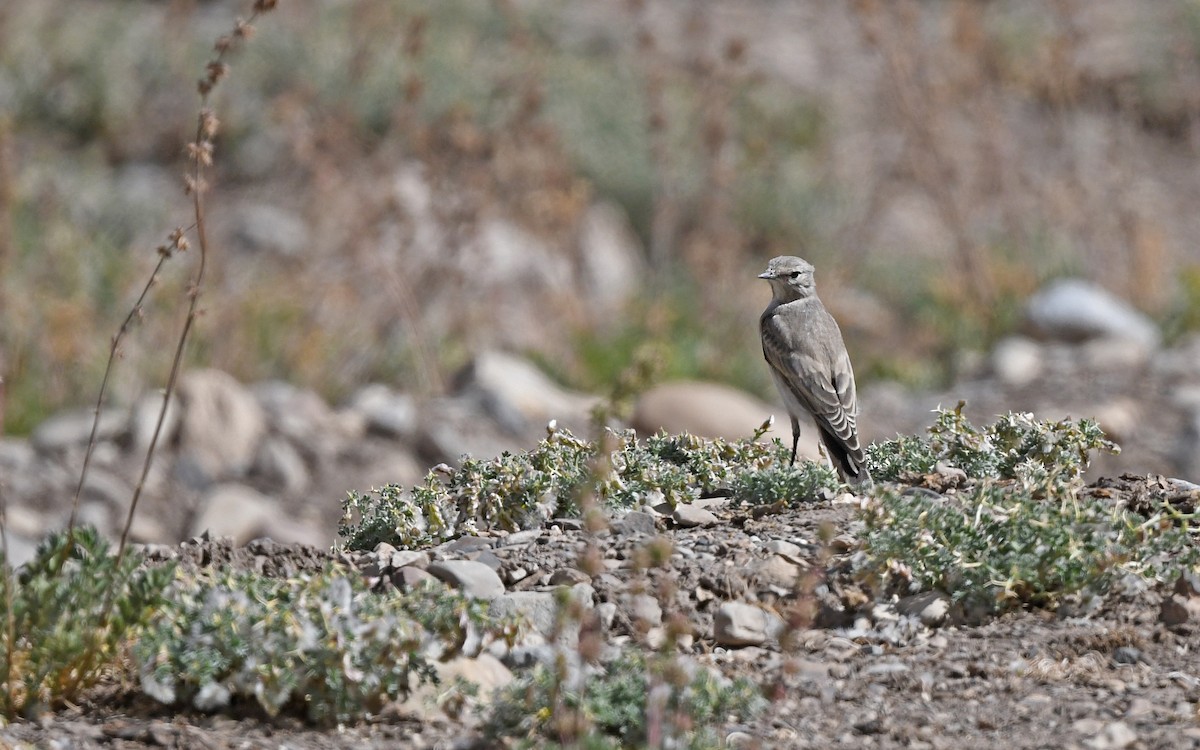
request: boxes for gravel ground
[4,474,1200,750]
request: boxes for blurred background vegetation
[4,0,1200,435]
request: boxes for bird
[758,255,871,485]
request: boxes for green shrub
[485,651,765,749]
[857,478,1200,613]
[339,422,789,551]
[866,402,1118,483]
[134,566,516,725]
[0,527,174,719]
[730,461,840,507]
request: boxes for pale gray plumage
[758,256,871,485]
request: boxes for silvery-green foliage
[867,402,1118,483]
[339,421,790,551]
[135,566,515,724]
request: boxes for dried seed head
[234,18,256,40]
[253,0,277,12]
[199,109,220,138]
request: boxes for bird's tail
[818,426,873,487]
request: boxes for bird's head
[758,256,816,301]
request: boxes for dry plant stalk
[64,1,279,572]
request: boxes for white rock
[672,505,719,528]
[990,336,1043,387]
[426,560,506,600]
[30,408,126,453]
[1025,278,1160,349]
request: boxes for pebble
[425,560,506,600]
[671,505,719,528]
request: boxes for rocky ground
[4,471,1200,749]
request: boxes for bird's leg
[789,416,800,466]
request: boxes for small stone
[426,560,506,600]
[627,594,663,627]
[393,566,439,591]
[1125,697,1155,718]
[548,567,591,586]
[713,602,785,647]
[764,540,803,557]
[613,511,658,537]
[390,550,430,569]
[442,535,495,554]
[672,505,719,528]
[755,555,802,589]
[1112,646,1142,666]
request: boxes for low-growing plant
[730,460,840,507]
[484,650,765,749]
[339,421,790,551]
[857,477,1200,613]
[0,527,174,719]
[866,402,1119,483]
[134,566,517,725]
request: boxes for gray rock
[490,585,596,648]
[177,369,267,482]
[626,593,663,627]
[252,437,310,495]
[253,381,343,451]
[755,555,803,590]
[426,560,506,600]
[713,602,786,647]
[190,483,279,545]
[31,408,126,453]
[1025,278,1160,348]
[393,566,439,591]
[454,350,600,436]
[548,567,592,586]
[415,396,526,467]
[349,384,417,439]
[613,510,658,537]
[672,504,719,528]
[764,539,804,558]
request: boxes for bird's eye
[788,271,802,280]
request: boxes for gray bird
[758,256,871,485]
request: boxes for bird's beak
[757,270,773,280]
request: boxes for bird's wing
[761,310,861,451]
